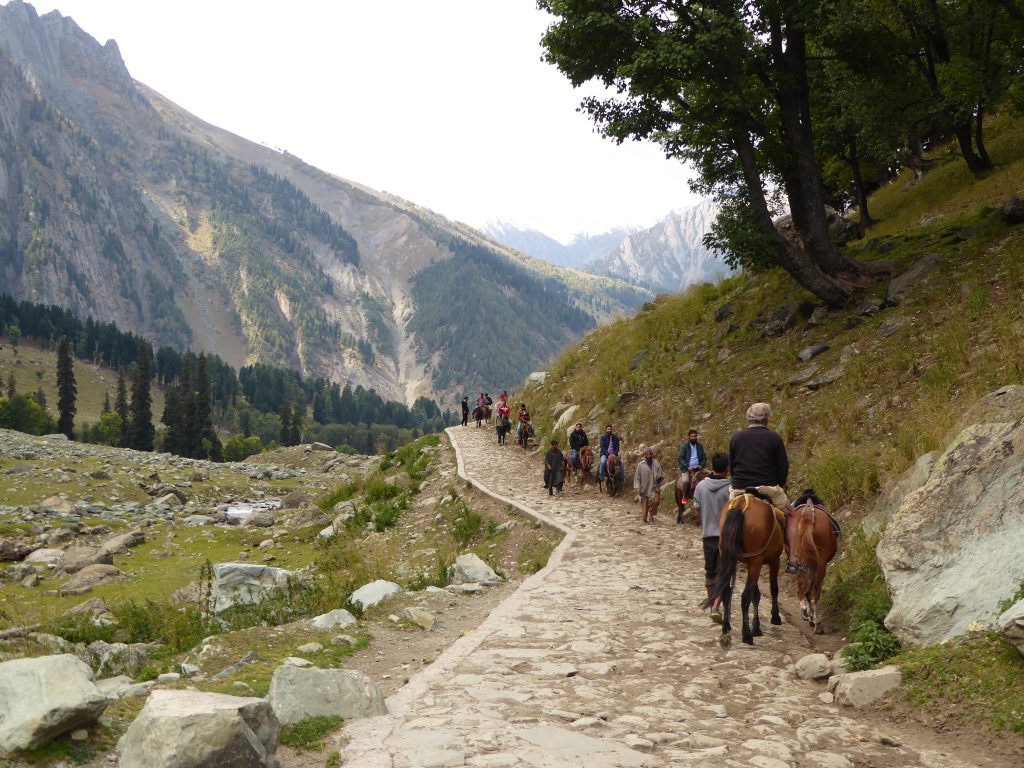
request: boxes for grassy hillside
[0,341,165,431]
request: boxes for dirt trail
[335,426,1009,768]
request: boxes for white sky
[23,0,700,242]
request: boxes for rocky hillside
[0,1,647,405]
[487,201,731,293]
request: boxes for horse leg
[740,579,754,645]
[751,581,763,637]
[769,558,783,626]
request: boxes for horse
[570,445,594,488]
[792,490,839,633]
[472,404,492,427]
[601,453,624,496]
[701,492,784,648]
[518,420,534,448]
[495,415,511,445]
[675,466,711,524]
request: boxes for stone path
[339,427,995,768]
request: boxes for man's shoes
[785,561,801,574]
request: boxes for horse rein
[734,493,785,559]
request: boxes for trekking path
[338,426,995,768]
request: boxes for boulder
[876,315,908,339]
[998,597,1024,658]
[948,384,1024,440]
[806,366,844,390]
[79,640,151,677]
[0,654,108,753]
[385,471,412,489]
[794,653,832,680]
[833,666,902,707]
[150,492,183,508]
[118,689,278,768]
[797,344,829,363]
[25,547,63,567]
[349,579,402,610]
[267,666,385,725]
[97,529,145,558]
[887,253,942,305]
[280,490,314,509]
[38,496,75,514]
[250,512,276,528]
[0,540,30,562]
[403,607,435,630]
[310,609,357,630]
[58,546,114,575]
[863,450,938,535]
[714,301,734,322]
[617,391,638,406]
[286,505,330,531]
[1000,197,1024,226]
[448,553,501,586]
[309,442,333,452]
[553,405,581,433]
[526,371,548,386]
[212,563,294,614]
[879,418,1024,645]
[61,564,128,592]
[762,302,802,337]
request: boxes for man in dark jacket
[728,402,799,571]
[598,424,623,483]
[544,439,566,497]
[461,397,469,427]
[568,423,588,468]
[676,429,708,508]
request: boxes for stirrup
[785,561,801,574]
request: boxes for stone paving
[339,426,993,768]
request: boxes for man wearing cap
[728,402,799,572]
[568,422,589,470]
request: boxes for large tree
[56,336,76,440]
[539,0,895,304]
[127,342,155,452]
[195,354,223,461]
[114,371,130,447]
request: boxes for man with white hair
[728,402,800,572]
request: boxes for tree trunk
[734,132,851,307]
[954,120,992,174]
[847,136,875,228]
[975,106,991,168]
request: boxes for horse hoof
[719,634,731,650]
[752,627,763,637]
[801,609,809,622]
[771,615,783,626]
[742,634,754,646]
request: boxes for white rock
[212,563,294,613]
[998,597,1024,658]
[794,653,833,680]
[349,579,403,610]
[25,547,64,566]
[311,608,357,629]
[282,657,313,668]
[833,666,902,707]
[0,654,108,753]
[267,666,386,725]
[403,607,436,630]
[448,553,501,586]
[156,672,181,683]
[296,643,323,655]
[117,689,278,768]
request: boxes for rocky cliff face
[585,200,731,293]
[0,1,646,403]
[482,221,633,270]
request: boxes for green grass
[899,632,1024,735]
[517,537,557,575]
[278,716,344,751]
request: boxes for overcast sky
[25,0,700,242]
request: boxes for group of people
[542,422,626,495]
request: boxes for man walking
[633,447,664,524]
[461,396,469,427]
[693,452,731,617]
[728,402,798,571]
[544,439,566,497]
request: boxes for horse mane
[794,488,824,507]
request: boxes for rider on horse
[517,403,532,440]
[677,429,708,495]
[568,422,588,469]
[598,424,624,483]
[728,402,800,572]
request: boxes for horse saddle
[740,490,787,530]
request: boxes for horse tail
[795,508,820,598]
[701,501,743,609]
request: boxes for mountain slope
[0,0,648,404]
[584,200,731,292]
[482,221,632,270]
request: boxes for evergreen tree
[195,354,223,461]
[5,373,14,397]
[128,342,155,451]
[102,390,111,415]
[33,388,47,409]
[312,389,328,425]
[56,336,77,440]
[160,385,184,455]
[279,401,293,446]
[240,407,253,438]
[329,382,342,423]
[114,371,130,446]
[288,403,303,446]
[338,383,357,423]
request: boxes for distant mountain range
[485,200,732,293]
[0,0,649,404]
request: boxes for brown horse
[601,453,624,496]
[701,493,784,647]
[792,490,839,633]
[571,445,594,488]
[472,404,492,427]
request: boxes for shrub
[279,716,344,751]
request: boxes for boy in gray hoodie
[692,452,731,611]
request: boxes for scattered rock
[762,302,802,337]
[267,666,386,725]
[856,299,882,316]
[403,607,435,630]
[716,348,732,363]
[309,442,333,452]
[448,553,501,586]
[97,529,145,557]
[0,654,108,753]
[788,365,819,386]
[1000,197,1024,226]
[280,490,314,509]
[117,689,278,768]
[38,496,75,514]
[385,471,412,489]
[553,405,581,432]
[58,546,113,575]
[863,450,938,535]
[833,666,902,707]
[877,315,907,339]
[794,653,832,680]
[629,351,644,371]
[0,540,30,562]
[998,598,1024,658]
[526,371,548,386]
[25,547,63,567]
[617,392,638,406]
[61,564,128,592]
[296,642,323,655]
[714,302,734,322]
[349,579,403,610]
[887,253,942,305]
[311,608,358,630]
[797,344,829,363]
[150,492,183,508]
[807,306,830,326]
[806,366,845,390]
[212,563,294,614]
[287,505,330,530]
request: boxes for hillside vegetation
[519,118,1024,737]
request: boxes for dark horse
[675,467,710,524]
[792,489,839,633]
[496,415,511,445]
[601,453,624,496]
[472,404,492,427]
[702,492,784,647]
[518,420,534,448]
[569,445,594,488]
